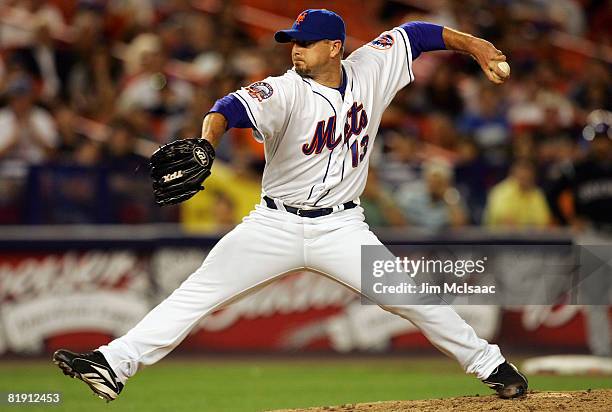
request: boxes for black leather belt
[263,195,356,218]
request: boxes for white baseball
[497,61,510,76]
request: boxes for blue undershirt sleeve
[208,94,254,129]
[400,21,446,60]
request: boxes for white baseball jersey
[233,27,414,208]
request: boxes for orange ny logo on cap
[295,11,308,26]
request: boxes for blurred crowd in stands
[0,0,610,232]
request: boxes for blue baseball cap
[274,9,345,44]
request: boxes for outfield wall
[0,225,599,355]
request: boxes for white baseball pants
[99,204,504,383]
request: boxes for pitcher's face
[292,39,341,78]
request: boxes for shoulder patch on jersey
[368,33,394,50]
[246,81,273,102]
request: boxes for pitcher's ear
[330,40,343,58]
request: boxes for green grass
[1,357,611,411]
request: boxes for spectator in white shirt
[0,76,58,164]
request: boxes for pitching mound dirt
[270,389,612,412]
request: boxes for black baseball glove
[149,138,215,206]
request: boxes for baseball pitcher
[54,9,527,402]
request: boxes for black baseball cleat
[482,361,528,399]
[53,349,123,402]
